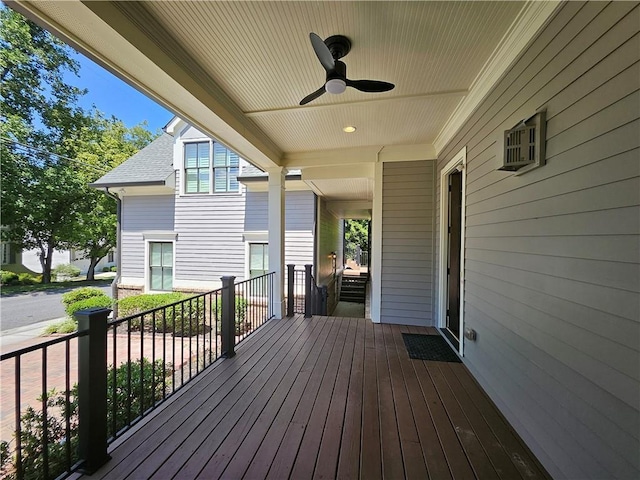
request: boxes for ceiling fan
[300,33,395,105]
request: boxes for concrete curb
[0,317,67,351]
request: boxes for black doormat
[402,333,461,362]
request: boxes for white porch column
[267,167,286,319]
[370,161,383,323]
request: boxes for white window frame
[180,138,241,196]
[438,146,467,357]
[143,232,177,293]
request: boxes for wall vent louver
[499,110,546,173]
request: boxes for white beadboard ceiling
[10,0,558,209]
[143,0,524,153]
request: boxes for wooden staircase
[340,274,367,304]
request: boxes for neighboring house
[92,118,328,300]
[0,238,114,276]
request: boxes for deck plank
[88,316,550,480]
[335,318,365,480]
[93,314,296,479]
[374,324,405,479]
[240,317,338,479]
[390,324,453,480]
[289,317,353,478]
[450,364,552,480]
[312,317,358,479]
[267,317,343,479]
[199,316,330,479]
[360,317,382,480]
[213,315,337,479]
[426,360,500,479]
[157,315,324,479]
[383,324,428,480]
[438,362,525,480]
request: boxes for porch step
[340,275,367,304]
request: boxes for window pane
[229,152,239,167]
[229,166,239,191]
[214,143,227,167]
[186,169,198,193]
[162,243,173,266]
[163,268,173,290]
[214,168,228,192]
[150,243,162,266]
[198,142,210,167]
[150,267,163,290]
[199,170,210,193]
[185,143,198,168]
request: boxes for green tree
[344,219,369,261]
[1,7,90,283]
[1,8,155,282]
[69,115,155,280]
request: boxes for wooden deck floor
[90,314,550,480]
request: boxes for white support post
[370,161,383,323]
[267,167,286,319]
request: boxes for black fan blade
[346,79,395,93]
[310,33,334,72]
[300,86,326,105]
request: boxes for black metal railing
[0,331,88,480]
[286,264,327,318]
[0,273,275,479]
[105,288,223,443]
[234,272,275,346]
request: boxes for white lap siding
[120,195,176,282]
[380,160,435,326]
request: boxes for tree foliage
[1,7,155,282]
[344,219,369,261]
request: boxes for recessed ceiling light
[343,126,356,133]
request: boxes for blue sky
[70,51,174,133]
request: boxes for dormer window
[184,141,240,194]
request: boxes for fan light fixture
[326,78,346,94]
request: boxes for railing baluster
[42,347,48,480]
[127,318,132,426]
[14,356,22,479]
[65,339,71,472]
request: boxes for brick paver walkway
[0,332,221,444]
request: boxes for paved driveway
[0,285,111,331]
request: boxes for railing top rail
[108,287,224,328]
[0,328,89,361]
[234,271,275,288]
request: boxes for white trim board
[438,147,467,356]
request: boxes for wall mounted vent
[499,110,546,174]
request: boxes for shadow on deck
[86,314,550,480]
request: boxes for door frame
[438,146,467,356]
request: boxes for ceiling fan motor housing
[324,35,352,60]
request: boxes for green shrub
[66,296,113,317]
[44,319,77,334]
[0,359,171,480]
[110,266,117,272]
[102,266,111,272]
[0,271,19,286]
[61,287,106,307]
[17,273,38,285]
[118,293,207,336]
[107,358,171,437]
[52,263,81,280]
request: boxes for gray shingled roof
[91,133,175,187]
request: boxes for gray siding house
[18,1,639,478]
[93,119,317,296]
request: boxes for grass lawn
[0,278,113,296]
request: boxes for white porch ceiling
[9,0,560,202]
